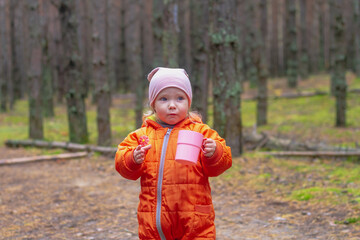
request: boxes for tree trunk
[59,0,89,143]
[354,0,360,76]
[298,0,309,79]
[76,0,92,98]
[141,0,154,74]
[11,1,26,101]
[92,0,112,146]
[178,0,191,71]
[9,0,19,108]
[152,0,164,67]
[162,0,179,67]
[278,0,285,76]
[330,0,347,127]
[47,2,63,103]
[285,0,297,88]
[40,0,54,118]
[27,0,43,139]
[244,0,257,88]
[210,0,242,156]
[124,0,143,128]
[0,0,11,112]
[190,0,210,122]
[107,0,121,93]
[256,0,269,126]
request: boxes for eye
[177,96,185,101]
[159,97,167,101]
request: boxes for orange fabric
[115,116,232,239]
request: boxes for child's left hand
[202,138,216,158]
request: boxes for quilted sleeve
[198,125,232,177]
[115,129,145,180]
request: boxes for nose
[168,101,176,109]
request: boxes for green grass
[0,99,135,147]
[242,93,360,147]
[335,216,360,225]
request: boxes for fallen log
[260,151,360,157]
[244,131,358,152]
[0,152,88,165]
[5,139,117,156]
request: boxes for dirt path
[0,148,359,239]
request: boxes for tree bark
[76,0,92,98]
[59,0,89,143]
[40,0,54,117]
[190,0,210,122]
[210,0,243,156]
[256,0,269,126]
[162,0,179,67]
[92,0,112,146]
[354,0,360,76]
[27,0,43,139]
[152,0,164,67]
[124,0,144,128]
[285,0,298,88]
[0,0,11,112]
[298,0,309,79]
[141,0,154,75]
[178,0,191,71]
[330,0,347,127]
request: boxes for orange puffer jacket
[115,116,232,240]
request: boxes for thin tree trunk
[9,0,20,108]
[27,0,43,139]
[92,0,111,146]
[152,0,164,67]
[163,0,179,67]
[190,0,210,122]
[330,0,347,127]
[179,0,191,71]
[124,0,143,128]
[354,0,360,76]
[141,0,154,75]
[0,0,11,112]
[298,0,309,79]
[285,0,298,87]
[76,0,92,98]
[256,0,269,126]
[59,0,89,143]
[210,0,242,156]
[107,0,122,92]
[40,0,54,117]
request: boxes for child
[115,67,232,239]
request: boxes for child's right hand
[133,144,152,164]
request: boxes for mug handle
[201,138,207,153]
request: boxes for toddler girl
[115,67,232,239]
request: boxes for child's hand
[133,144,152,164]
[202,138,216,158]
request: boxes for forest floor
[0,147,359,239]
[1,73,360,239]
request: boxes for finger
[142,144,152,151]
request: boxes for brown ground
[1,147,359,240]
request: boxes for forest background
[0,0,359,156]
[1,0,360,239]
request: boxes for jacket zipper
[156,128,172,240]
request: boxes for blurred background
[0,0,359,157]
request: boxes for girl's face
[153,87,189,125]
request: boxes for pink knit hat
[147,67,192,107]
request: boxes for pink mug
[175,130,205,165]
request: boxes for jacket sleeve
[198,124,232,177]
[115,129,144,180]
